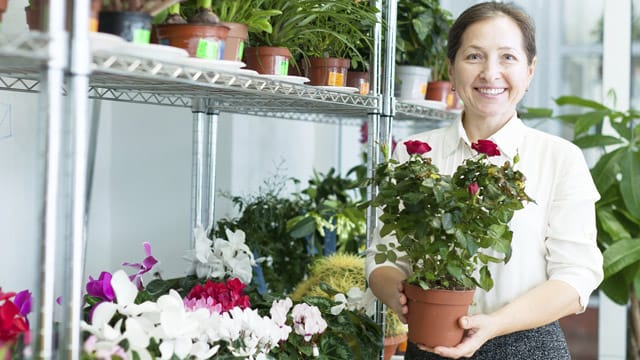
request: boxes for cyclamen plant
[369,139,533,291]
[80,228,346,360]
[0,288,32,360]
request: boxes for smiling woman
[366,2,603,359]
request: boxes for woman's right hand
[368,267,408,323]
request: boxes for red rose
[467,182,479,196]
[471,139,500,156]
[404,140,432,155]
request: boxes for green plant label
[236,42,245,62]
[196,39,220,60]
[277,58,289,76]
[132,29,151,44]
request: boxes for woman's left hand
[416,314,497,359]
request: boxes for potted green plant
[395,0,453,100]
[299,0,378,86]
[287,167,367,256]
[522,93,640,357]
[213,175,312,296]
[153,1,231,59]
[24,0,102,32]
[211,0,281,61]
[99,0,183,43]
[366,140,533,347]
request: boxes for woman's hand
[368,267,408,322]
[416,314,497,359]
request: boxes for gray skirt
[404,321,570,360]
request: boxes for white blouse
[365,115,604,315]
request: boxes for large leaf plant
[523,94,640,355]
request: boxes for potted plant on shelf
[395,0,453,101]
[366,139,533,347]
[299,0,378,86]
[25,0,102,32]
[521,93,640,357]
[99,0,183,43]
[154,1,231,59]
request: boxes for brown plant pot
[307,57,350,86]
[25,0,101,31]
[384,333,408,360]
[0,0,7,23]
[243,46,292,75]
[347,71,370,95]
[155,23,230,59]
[426,80,463,110]
[99,11,153,43]
[221,22,248,62]
[404,283,475,348]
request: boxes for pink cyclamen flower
[404,140,432,155]
[85,272,115,302]
[471,139,501,156]
[292,303,327,342]
[468,182,479,197]
[122,242,158,290]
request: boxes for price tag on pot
[328,71,345,87]
[132,29,151,44]
[196,39,220,60]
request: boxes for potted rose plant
[366,139,533,347]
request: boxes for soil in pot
[221,22,247,62]
[244,46,292,75]
[155,23,230,59]
[99,11,152,43]
[307,57,350,86]
[347,71,370,95]
[404,283,475,348]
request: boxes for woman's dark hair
[447,2,536,65]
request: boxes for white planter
[395,65,432,100]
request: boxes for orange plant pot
[155,23,230,59]
[307,57,350,86]
[404,283,475,348]
[244,46,292,75]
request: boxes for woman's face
[449,16,536,123]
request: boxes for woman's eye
[504,54,516,61]
[467,54,481,60]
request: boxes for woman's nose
[481,60,501,79]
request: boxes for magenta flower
[471,139,501,156]
[13,290,32,319]
[85,272,115,302]
[467,182,479,197]
[404,140,432,155]
[122,242,158,290]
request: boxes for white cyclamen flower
[292,303,327,341]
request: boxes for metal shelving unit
[0,0,458,357]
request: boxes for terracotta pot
[384,333,408,360]
[425,80,463,110]
[404,283,475,348]
[155,23,230,59]
[25,0,101,32]
[221,22,248,62]
[347,71,370,95]
[307,57,350,86]
[99,11,152,43]
[0,0,7,23]
[244,46,292,75]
